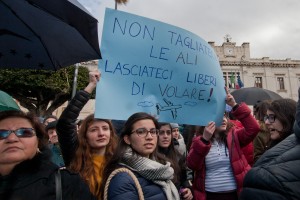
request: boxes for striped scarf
[120,147,180,200]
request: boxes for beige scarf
[120,147,180,200]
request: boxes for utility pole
[71,63,79,98]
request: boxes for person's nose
[264,118,270,125]
[5,132,19,142]
[145,132,155,140]
[97,129,104,136]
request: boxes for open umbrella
[0,0,101,70]
[0,90,20,111]
[231,87,283,105]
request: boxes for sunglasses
[264,114,276,123]
[159,130,172,136]
[0,128,36,140]
[131,128,159,138]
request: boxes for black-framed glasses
[0,128,36,140]
[264,114,276,123]
[131,128,159,138]
[159,130,172,136]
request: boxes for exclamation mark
[207,88,213,102]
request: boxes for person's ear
[124,135,131,145]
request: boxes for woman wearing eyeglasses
[158,123,193,200]
[0,110,96,200]
[100,112,180,200]
[240,97,298,199]
[263,98,296,149]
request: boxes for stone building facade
[209,38,300,100]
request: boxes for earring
[37,148,41,154]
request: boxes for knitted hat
[170,123,179,129]
[45,121,57,132]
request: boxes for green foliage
[0,66,90,116]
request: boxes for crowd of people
[0,69,299,200]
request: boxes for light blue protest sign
[95,8,226,126]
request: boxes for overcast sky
[79,0,300,60]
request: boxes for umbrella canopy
[231,87,283,105]
[0,90,20,111]
[0,0,101,70]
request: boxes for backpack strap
[103,167,144,200]
[55,168,64,200]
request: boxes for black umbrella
[0,0,101,70]
[231,87,283,105]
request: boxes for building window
[223,71,241,89]
[298,77,300,88]
[229,73,236,89]
[255,77,262,88]
[277,77,285,90]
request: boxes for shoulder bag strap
[55,168,62,200]
[103,167,144,200]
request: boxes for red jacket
[230,119,254,166]
[187,103,260,200]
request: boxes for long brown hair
[185,125,204,151]
[157,122,182,186]
[100,112,167,196]
[69,114,118,198]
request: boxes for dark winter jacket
[0,150,95,200]
[239,133,300,200]
[56,90,90,166]
[107,171,167,200]
[187,103,260,200]
[239,88,300,200]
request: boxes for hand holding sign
[202,121,216,141]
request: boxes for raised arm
[56,70,100,166]
[227,86,260,147]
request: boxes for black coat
[0,150,96,200]
[56,90,90,166]
[240,88,300,200]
